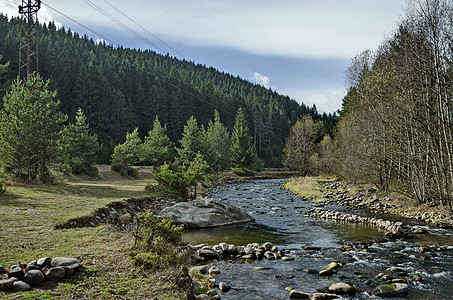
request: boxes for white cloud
[251,72,274,89]
[0,1,19,19]
[0,1,61,28]
[282,88,346,113]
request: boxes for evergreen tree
[141,116,174,167]
[111,128,141,177]
[0,54,9,101]
[177,116,207,164]
[0,75,67,182]
[231,107,261,171]
[62,107,100,176]
[205,110,231,171]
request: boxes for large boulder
[158,199,254,228]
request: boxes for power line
[101,0,186,60]
[80,0,167,54]
[42,1,117,45]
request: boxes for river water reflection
[183,179,453,299]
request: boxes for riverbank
[0,168,189,299]
[284,177,453,228]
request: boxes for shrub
[232,167,254,177]
[131,212,185,270]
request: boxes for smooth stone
[311,292,340,299]
[324,262,341,271]
[37,257,52,267]
[206,289,217,296]
[372,283,409,296]
[208,266,220,275]
[328,282,356,295]
[0,277,18,291]
[13,280,31,291]
[218,242,228,251]
[282,256,295,261]
[264,251,277,260]
[241,254,255,260]
[195,294,210,300]
[46,267,66,280]
[158,199,254,228]
[219,282,231,292]
[289,289,310,299]
[226,244,237,254]
[51,257,80,267]
[253,267,272,270]
[8,267,24,280]
[319,269,333,276]
[23,269,45,286]
[198,249,219,259]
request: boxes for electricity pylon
[18,0,41,80]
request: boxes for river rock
[324,262,341,271]
[158,199,254,228]
[13,280,31,291]
[51,257,80,267]
[23,269,45,286]
[37,257,52,267]
[372,283,409,296]
[311,293,340,300]
[199,249,219,259]
[195,294,210,300]
[0,277,18,291]
[319,269,333,276]
[219,281,231,292]
[8,267,24,280]
[328,282,356,295]
[219,242,229,251]
[264,251,277,260]
[289,289,310,299]
[46,267,67,280]
[208,266,220,275]
[226,244,237,254]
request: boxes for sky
[0,0,407,113]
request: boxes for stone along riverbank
[184,178,453,299]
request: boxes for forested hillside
[0,15,333,166]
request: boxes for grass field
[0,167,187,299]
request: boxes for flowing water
[183,179,453,299]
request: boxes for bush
[232,167,254,177]
[131,212,185,270]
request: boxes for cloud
[0,1,61,28]
[251,72,274,89]
[281,88,346,113]
[0,1,18,19]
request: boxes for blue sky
[0,0,407,112]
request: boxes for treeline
[283,0,453,210]
[0,15,335,167]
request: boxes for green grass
[284,177,327,201]
[0,169,187,299]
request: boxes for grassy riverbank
[284,176,453,226]
[0,167,188,299]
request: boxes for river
[183,179,453,299]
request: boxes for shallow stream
[183,179,453,299]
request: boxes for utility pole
[18,0,41,80]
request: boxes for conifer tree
[231,107,261,171]
[177,116,207,164]
[111,128,141,177]
[62,107,100,176]
[0,75,67,182]
[0,54,9,101]
[141,116,174,167]
[206,110,231,171]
